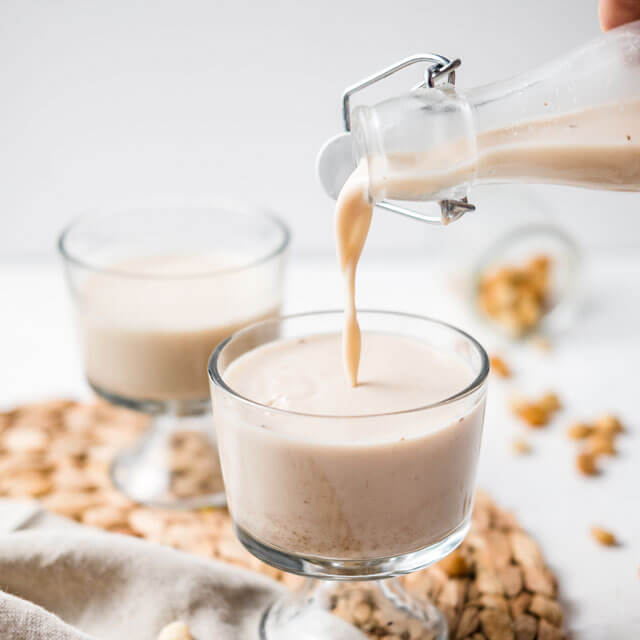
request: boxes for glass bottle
[321,21,640,219]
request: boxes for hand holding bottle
[600,0,640,30]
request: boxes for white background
[1,0,638,261]
[2,1,640,634]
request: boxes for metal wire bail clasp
[342,54,475,225]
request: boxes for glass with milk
[209,310,489,639]
[59,205,289,507]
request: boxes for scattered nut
[479,608,514,640]
[437,547,472,577]
[456,607,480,638]
[586,433,616,457]
[529,335,552,352]
[539,393,560,413]
[41,491,102,519]
[477,253,553,337]
[512,438,532,455]
[157,620,192,640]
[510,592,532,619]
[528,594,563,626]
[566,422,593,440]
[512,402,548,427]
[522,566,555,597]
[483,530,513,568]
[591,526,617,547]
[576,451,598,476]
[2,427,49,453]
[81,505,129,530]
[3,471,52,497]
[508,532,544,569]
[510,392,561,428]
[490,355,511,378]
[476,570,503,595]
[537,618,564,640]
[352,601,373,625]
[511,392,561,428]
[594,413,624,435]
[513,613,537,640]
[497,566,523,598]
[568,413,624,477]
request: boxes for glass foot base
[260,578,447,640]
[109,412,226,509]
[90,382,227,508]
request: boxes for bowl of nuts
[472,223,582,339]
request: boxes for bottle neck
[351,86,477,203]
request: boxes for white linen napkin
[0,499,284,640]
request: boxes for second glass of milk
[59,204,289,507]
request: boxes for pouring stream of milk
[335,163,373,386]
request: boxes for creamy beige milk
[335,163,372,387]
[337,101,640,385]
[219,332,484,559]
[372,100,640,201]
[80,254,279,402]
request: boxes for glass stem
[378,577,446,634]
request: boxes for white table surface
[1,256,638,634]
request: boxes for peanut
[157,621,192,640]
[512,438,532,455]
[490,355,511,378]
[591,526,617,547]
[566,422,593,440]
[576,451,598,476]
[587,433,616,456]
[594,413,624,435]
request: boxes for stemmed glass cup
[208,310,489,639]
[59,204,289,507]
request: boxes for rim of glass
[208,309,490,420]
[57,203,290,280]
